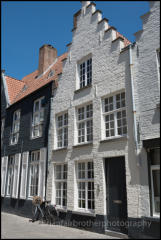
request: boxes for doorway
[105,156,128,234]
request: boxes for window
[57,113,68,148]
[55,164,68,208]
[102,92,127,139]
[1,118,5,143]
[32,97,44,138]
[10,110,20,145]
[6,156,15,196]
[149,148,160,217]
[77,161,94,211]
[48,70,54,78]
[79,58,92,89]
[28,151,40,197]
[77,104,93,144]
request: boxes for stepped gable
[70,1,131,49]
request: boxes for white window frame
[56,112,68,149]
[10,110,21,145]
[31,97,44,139]
[77,56,92,90]
[151,164,160,217]
[76,103,93,145]
[76,161,95,213]
[48,70,54,79]
[54,164,68,209]
[102,92,127,140]
[6,155,15,196]
[20,152,29,199]
[28,151,40,198]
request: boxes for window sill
[73,142,93,148]
[100,135,128,143]
[142,216,160,221]
[53,147,68,152]
[72,210,96,217]
[10,143,18,146]
[74,84,92,94]
[56,207,67,213]
[31,136,42,140]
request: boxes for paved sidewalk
[1,212,119,239]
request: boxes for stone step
[105,229,129,239]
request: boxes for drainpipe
[129,44,140,166]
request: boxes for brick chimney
[38,44,57,75]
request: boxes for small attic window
[48,70,54,78]
[22,85,28,91]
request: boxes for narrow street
[1,212,119,239]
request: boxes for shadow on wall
[71,144,93,159]
[152,107,160,124]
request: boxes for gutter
[129,44,140,165]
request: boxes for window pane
[58,116,63,127]
[55,165,62,179]
[150,149,160,165]
[35,101,39,112]
[152,169,160,213]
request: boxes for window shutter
[12,153,21,198]
[1,156,8,196]
[20,152,29,199]
[38,148,47,200]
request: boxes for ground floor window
[149,148,160,217]
[6,155,15,196]
[55,164,67,208]
[77,161,95,211]
[28,151,40,197]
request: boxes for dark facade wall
[1,82,52,157]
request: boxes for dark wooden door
[105,156,128,234]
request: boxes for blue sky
[1,1,149,80]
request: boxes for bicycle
[31,196,59,225]
[41,201,59,225]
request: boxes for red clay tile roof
[5,76,25,105]
[116,31,131,47]
[6,52,68,105]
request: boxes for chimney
[38,44,57,75]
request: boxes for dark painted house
[1,44,67,217]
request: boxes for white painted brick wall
[46,1,160,219]
[132,1,160,141]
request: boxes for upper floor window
[31,97,44,139]
[102,92,127,139]
[79,58,92,89]
[57,113,68,148]
[76,104,93,144]
[10,110,21,145]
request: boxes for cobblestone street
[1,212,119,239]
